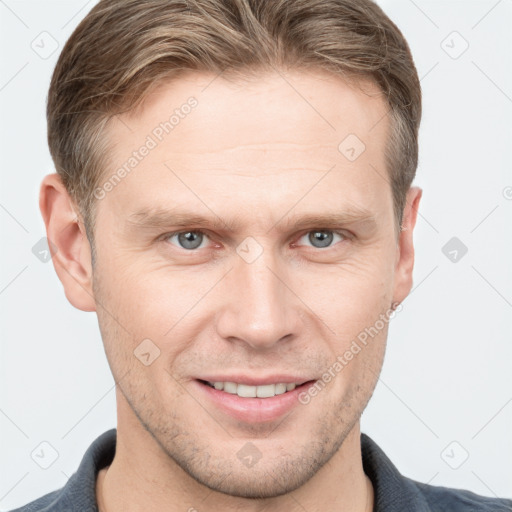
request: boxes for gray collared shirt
[9,429,512,511]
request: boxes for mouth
[194,378,317,423]
[198,379,309,398]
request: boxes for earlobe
[392,186,422,306]
[39,173,97,312]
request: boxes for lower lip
[193,380,316,423]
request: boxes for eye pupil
[308,230,333,248]
[178,231,203,250]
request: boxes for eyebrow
[125,205,377,234]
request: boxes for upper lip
[197,375,314,386]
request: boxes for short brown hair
[47,0,421,258]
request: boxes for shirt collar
[361,432,431,511]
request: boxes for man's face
[91,69,402,498]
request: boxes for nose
[215,248,302,351]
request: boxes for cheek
[292,250,393,397]
[295,252,394,334]
[95,262,216,370]
[321,316,389,419]
[100,260,199,325]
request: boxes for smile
[194,379,316,423]
[203,381,303,398]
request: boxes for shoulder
[6,429,116,512]
[361,432,512,512]
[411,478,512,512]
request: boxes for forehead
[120,68,387,151]
[99,69,391,222]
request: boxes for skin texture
[40,69,422,512]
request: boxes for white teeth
[207,381,301,398]
[224,381,237,394]
[256,384,275,398]
[275,383,287,394]
[237,384,257,397]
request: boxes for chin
[185,462,317,499]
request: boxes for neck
[96,401,373,512]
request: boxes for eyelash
[159,228,349,251]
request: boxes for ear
[392,186,422,306]
[39,173,96,312]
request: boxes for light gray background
[1,0,511,509]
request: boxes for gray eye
[308,230,334,248]
[174,231,205,250]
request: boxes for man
[11,0,511,511]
